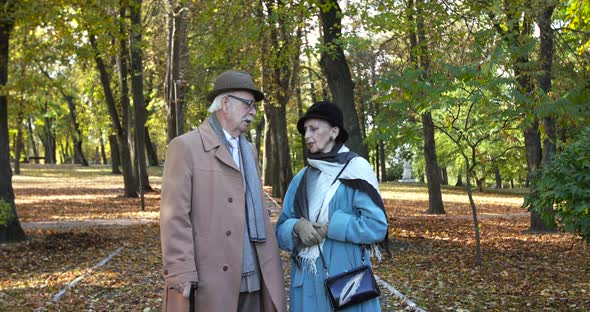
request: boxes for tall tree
[36,64,89,166]
[489,1,549,231]
[317,0,367,157]
[129,0,151,191]
[409,0,444,214]
[0,0,26,242]
[259,0,301,197]
[535,1,558,230]
[90,33,137,197]
[165,0,190,142]
[26,117,39,163]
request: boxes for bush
[523,127,590,243]
[0,199,15,227]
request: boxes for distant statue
[398,160,416,183]
[402,160,412,179]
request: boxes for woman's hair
[207,92,231,113]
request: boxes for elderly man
[160,70,285,312]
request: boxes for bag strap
[331,157,354,185]
[318,157,364,278]
[319,245,367,278]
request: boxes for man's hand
[172,282,196,299]
[294,218,322,246]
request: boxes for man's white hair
[207,92,231,113]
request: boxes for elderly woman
[276,101,388,311]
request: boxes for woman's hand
[294,218,322,246]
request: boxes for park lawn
[0,164,589,311]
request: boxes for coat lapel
[198,121,240,172]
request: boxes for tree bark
[99,136,107,164]
[13,110,23,174]
[441,167,448,185]
[129,0,151,191]
[41,102,56,164]
[270,109,281,197]
[494,166,502,189]
[532,2,557,231]
[262,106,274,186]
[266,0,299,198]
[27,117,39,164]
[109,134,122,174]
[464,158,482,266]
[0,4,26,242]
[422,112,445,214]
[296,86,308,166]
[455,173,463,187]
[65,96,88,166]
[254,119,263,165]
[90,34,136,196]
[409,0,444,214]
[165,1,189,142]
[317,0,367,157]
[145,127,159,166]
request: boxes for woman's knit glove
[313,223,328,240]
[294,218,322,246]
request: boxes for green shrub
[523,127,590,243]
[0,199,15,227]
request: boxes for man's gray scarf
[208,115,266,242]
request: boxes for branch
[299,65,326,82]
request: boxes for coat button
[222,265,229,271]
[226,230,231,236]
[228,197,233,203]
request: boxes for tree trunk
[41,104,56,164]
[464,158,482,266]
[145,127,159,166]
[65,96,89,166]
[99,136,107,164]
[254,119,264,165]
[422,112,445,214]
[532,2,557,231]
[379,139,386,181]
[262,106,273,186]
[494,166,502,189]
[441,167,448,185]
[296,86,307,167]
[270,109,281,197]
[165,1,189,142]
[408,0,444,214]
[13,110,23,175]
[494,1,547,232]
[27,117,39,164]
[90,34,136,196]
[0,6,26,242]
[455,173,463,187]
[276,105,292,197]
[130,0,151,191]
[317,0,367,158]
[109,134,122,174]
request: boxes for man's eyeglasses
[227,94,256,109]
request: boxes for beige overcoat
[159,121,286,312]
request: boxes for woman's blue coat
[276,167,388,312]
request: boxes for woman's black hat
[297,101,349,143]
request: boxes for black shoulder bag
[320,248,380,311]
[318,158,381,311]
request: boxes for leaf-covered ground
[1,164,589,311]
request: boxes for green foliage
[0,200,15,227]
[524,127,590,243]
